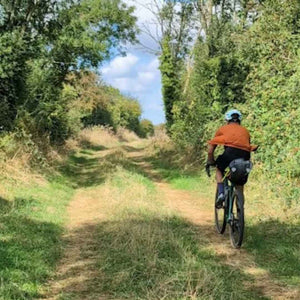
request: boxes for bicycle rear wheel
[215,189,226,234]
[229,186,244,248]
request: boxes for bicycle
[206,164,246,249]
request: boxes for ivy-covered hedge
[167,0,300,205]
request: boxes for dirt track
[41,143,300,300]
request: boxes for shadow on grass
[56,215,268,300]
[60,146,157,188]
[125,147,199,184]
[0,196,11,213]
[79,140,108,152]
[144,156,184,179]
[121,145,145,153]
[60,142,190,190]
[0,197,63,300]
[59,153,107,188]
[245,219,300,287]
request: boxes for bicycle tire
[229,186,244,248]
[214,189,226,234]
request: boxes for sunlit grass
[146,151,300,291]
[1,135,298,299]
[90,168,263,300]
[0,178,74,299]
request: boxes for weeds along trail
[41,139,299,300]
[154,183,300,300]
[127,146,300,300]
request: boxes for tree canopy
[0,0,138,142]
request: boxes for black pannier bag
[228,158,252,185]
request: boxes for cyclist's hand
[205,164,211,177]
[205,160,215,177]
[206,159,216,167]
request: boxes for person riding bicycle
[206,109,258,208]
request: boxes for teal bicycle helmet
[225,109,242,121]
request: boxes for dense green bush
[139,119,155,138]
[239,0,300,204]
[76,74,144,135]
[162,0,300,205]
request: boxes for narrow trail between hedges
[41,141,300,300]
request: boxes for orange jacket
[208,123,258,152]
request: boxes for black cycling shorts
[216,146,250,173]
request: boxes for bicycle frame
[208,164,246,248]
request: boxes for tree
[159,37,181,131]
[138,0,195,58]
[138,1,195,132]
[0,0,138,143]
[139,119,154,138]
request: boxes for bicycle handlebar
[205,164,211,177]
[206,163,217,177]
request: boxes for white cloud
[146,57,160,71]
[109,70,158,93]
[124,0,161,53]
[136,58,160,87]
[101,52,160,94]
[111,77,145,93]
[102,53,139,77]
[138,71,155,82]
[99,1,165,124]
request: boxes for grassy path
[40,141,300,300]
[129,146,300,300]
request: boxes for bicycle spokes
[229,193,244,248]
[214,191,226,234]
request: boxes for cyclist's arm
[207,127,223,164]
[207,144,217,164]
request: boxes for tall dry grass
[147,126,202,170]
[0,132,52,187]
[78,126,120,149]
[76,126,140,150]
[149,126,172,149]
[116,127,140,142]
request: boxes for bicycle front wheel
[215,189,226,234]
[230,186,245,248]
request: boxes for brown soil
[41,143,300,300]
[40,188,108,300]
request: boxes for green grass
[146,153,300,291]
[0,143,159,300]
[145,155,214,199]
[0,177,74,299]
[1,141,298,299]
[0,181,73,300]
[168,174,214,199]
[245,219,300,287]
[90,169,266,300]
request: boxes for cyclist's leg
[216,168,224,195]
[215,153,228,197]
[215,148,233,207]
[216,168,223,183]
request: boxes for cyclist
[206,109,258,208]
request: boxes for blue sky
[99,1,165,125]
